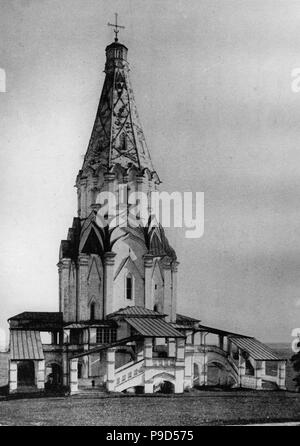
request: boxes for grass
[0,390,300,426]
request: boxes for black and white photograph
[0,0,300,429]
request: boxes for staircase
[74,383,108,398]
[114,359,144,392]
[73,377,108,397]
[262,380,279,390]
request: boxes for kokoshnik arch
[7,18,286,395]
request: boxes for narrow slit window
[126,275,133,300]
[90,302,95,321]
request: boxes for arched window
[90,302,95,321]
[126,274,133,300]
[153,304,158,312]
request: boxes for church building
[7,24,287,395]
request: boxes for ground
[0,391,300,426]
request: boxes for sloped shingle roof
[125,317,184,338]
[107,306,164,318]
[229,336,284,361]
[8,312,63,331]
[10,330,44,360]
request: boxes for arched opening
[207,361,234,388]
[126,274,133,300]
[17,360,35,387]
[245,359,255,376]
[153,304,158,312]
[158,381,175,394]
[45,363,62,390]
[135,386,144,394]
[90,302,95,321]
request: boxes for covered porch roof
[107,306,165,319]
[196,324,250,338]
[229,336,285,361]
[64,320,118,329]
[10,330,44,360]
[8,312,63,331]
[125,317,184,338]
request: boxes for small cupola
[106,41,128,62]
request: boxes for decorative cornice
[104,251,117,266]
[143,253,154,268]
[104,172,116,182]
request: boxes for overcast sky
[1,0,300,344]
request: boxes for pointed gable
[114,256,143,281]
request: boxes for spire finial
[107,13,125,42]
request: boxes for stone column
[57,261,63,313]
[89,327,96,344]
[254,360,262,390]
[144,337,154,393]
[58,258,71,321]
[238,349,246,387]
[78,254,89,321]
[171,261,179,322]
[277,361,286,389]
[104,172,116,193]
[227,339,232,356]
[198,355,206,386]
[168,338,176,357]
[184,351,193,389]
[82,354,89,379]
[135,174,148,222]
[80,178,88,219]
[261,361,266,376]
[104,252,116,316]
[106,348,116,392]
[62,351,68,386]
[9,361,17,393]
[144,254,153,310]
[199,334,208,386]
[163,262,172,322]
[70,358,78,394]
[88,178,98,211]
[175,338,185,393]
[36,360,45,390]
[103,172,116,218]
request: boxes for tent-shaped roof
[82,40,156,175]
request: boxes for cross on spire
[108,13,125,42]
